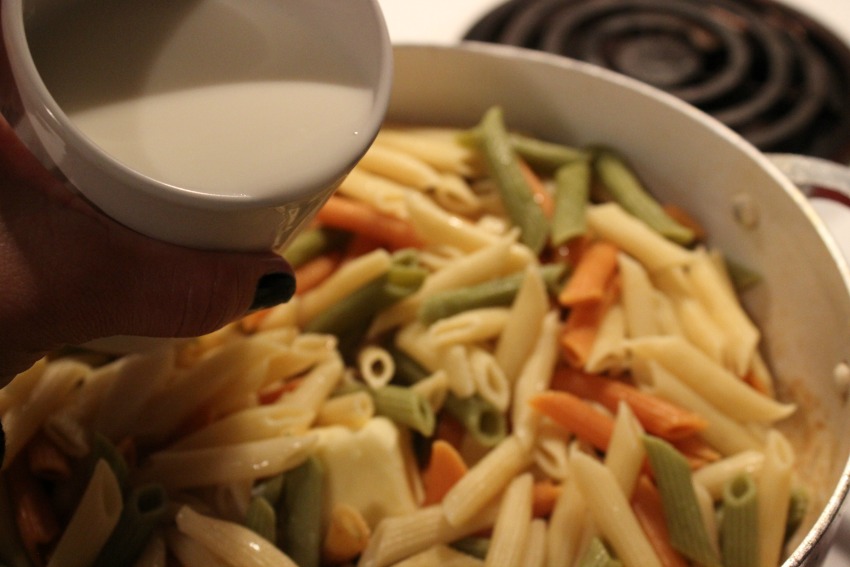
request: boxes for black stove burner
[464,0,850,161]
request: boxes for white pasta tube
[692,450,765,499]
[428,308,510,347]
[47,460,123,567]
[604,402,645,497]
[569,449,663,567]
[2,359,88,469]
[0,357,45,414]
[90,347,175,442]
[370,236,517,336]
[136,434,317,490]
[511,310,560,447]
[533,419,571,482]
[358,345,396,389]
[671,295,727,365]
[442,435,532,527]
[470,348,511,413]
[433,173,482,216]
[390,545,485,567]
[521,519,548,567]
[133,532,167,567]
[396,322,441,372]
[175,506,299,567]
[617,252,659,338]
[166,529,231,567]
[495,266,550,383]
[277,354,345,413]
[316,391,375,429]
[485,473,534,567]
[628,335,795,422]
[688,248,760,375]
[133,338,282,442]
[586,203,693,272]
[642,361,763,454]
[584,304,628,374]
[168,404,316,450]
[757,431,795,567]
[436,344,476,398]
[357,143,442,190]
[358,503,498,567]
[545,477,587,567]
[298,248,393,327]
[411,370,450,413]
[338,167,412,218]
[374,129,481,177]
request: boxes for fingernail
[251,272,296,310]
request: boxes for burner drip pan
[465,0,850,161]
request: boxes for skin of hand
[0,113,296,384]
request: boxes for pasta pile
[0,106,807,567]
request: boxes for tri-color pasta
[0,107,809,567]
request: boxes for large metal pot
[387,42,850,566]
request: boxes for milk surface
[27,0,376,199]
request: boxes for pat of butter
[314,417,418,528]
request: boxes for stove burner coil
[464,0,850,161]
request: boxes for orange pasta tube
[7,460,59,563]
[531,479,562,518]
[631,475,689,567]
[294,253,342,295]
[422,440,468,506]
[552,368,708,441]
[528,391,614,451]
[519,159,554,219]
[560,275,620,367]
[558,240,619,306]
[316,196,424,250]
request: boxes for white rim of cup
[1,0,394,211]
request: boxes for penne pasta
[175,506,299,567]
[569,448,663,567]
[442,435,532,527]
[628,335,795,423]
[495,267,550,383]
[47,460,122,567]
[485,473,533,567]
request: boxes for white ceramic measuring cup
[2,0,393,251]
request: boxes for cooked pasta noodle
[47,460,122,567]
[0,111,811,567]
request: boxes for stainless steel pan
[388,42,850,567]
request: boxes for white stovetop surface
[374,0,850,564]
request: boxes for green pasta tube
[305,262,427,337]
[253,473,285,508]
[594,149,694,245]
[371,385,436,437]
[281,227,349,268]
[551,158,591,246]
[643,435,721,567]
[509,133,589,173]
[442,394,507,447]
[724,257,762,292]
[417,264,566,324]
[785,487,809,542]
[278,456,324,567]
[90,483,169,567]
[388,347,430,386]
[476,106,550,254]
[0,476,31,567]
[576,537,623,567]
[451,536,491,560]
[720,473,759,567]
[244,496,277,544]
